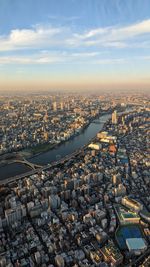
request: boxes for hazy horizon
[0,0,150,91]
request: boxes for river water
[30,113,110,165]
[0,113,110,180]
[0,163,31,180]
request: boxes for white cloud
[0,49,149,66]
[0,55,62,64]
[0,52,126,66]
[73,27,110,40]
[69,19,150,48]
[0,19,150,52]
[0,25,65,51]
[80,19,150,41]
[114,19,150,39]
[92,58,127,65]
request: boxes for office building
[112,110,118,124]
[53,101,57,112]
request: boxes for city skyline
[0,0,150,91]
[0,92,149,266]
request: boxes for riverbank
[0,113,110,180]
[21,114,101,158]
[19,142,57,158]
[0,108,124,163]
[1,113,102,163]
[0,108,132,181]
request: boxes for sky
[0,0,150,92]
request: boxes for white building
[112,110,118,124]
[88,143,102,150]
[126,238,147,255]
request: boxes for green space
[30,143,56,154]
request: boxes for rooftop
[126,238,147,250]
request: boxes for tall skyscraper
[112,110,118,124]
[112,174,117,185]
[44,110,48,122]
[60,102,64,110]
[53,101,57,112]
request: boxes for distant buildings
[0,94,149,266]
[97,131,117,144]
[53,101,57,112]
[0,94,103,155]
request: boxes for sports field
[116,224,143,250]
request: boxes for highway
[125,247,150,267]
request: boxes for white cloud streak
[0,19,150,66]
[0,25,66,51]
[0,19,150,52]
[69,19,150,47]
[0,52,116,65]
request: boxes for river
[1,108,133,181]
[0,113,111,180]
[29,113,110,165]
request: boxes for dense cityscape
[0,94,102,156]
[0,0,150,266]
[0,92,149,267]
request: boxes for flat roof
[126,238,147,250]
[123,197,140,206]
[121,212,139,219]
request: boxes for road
[0,146,87,186]
[0,109,133,187]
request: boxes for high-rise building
[49,195,61,210]
[112,110,118,124]
[114,184,126,197]
[112,175,117,185]
[43,131,49,141]
[60,102,64,110]
[5,207,22,225]
[121,116,125,125]
[44,110,48,122]
[53,101,57,112]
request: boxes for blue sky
[0,0,150,91]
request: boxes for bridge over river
[12,158,43,170]
[0,148,85,186]
[0,108,133,182]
